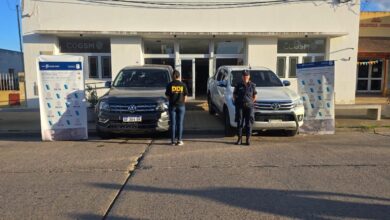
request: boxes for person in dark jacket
[233,69,257,146]
[165,70,188,146]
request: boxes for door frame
[179,55,210,99]
[180,58,196,99]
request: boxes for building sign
[277,38,326,53]
[59,38,110,53]
[37,55,88,141]
[297,61,335,134]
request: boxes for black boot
[245,136,251,146]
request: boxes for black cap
[242,69,250,76]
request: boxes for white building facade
[22,0,361,108]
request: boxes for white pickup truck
[207,66,304,136]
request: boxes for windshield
[113,69,170,88]
[230,70,283,87]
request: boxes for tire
[208,94,216,115]
[96,127,112,139]
[285,129,298,137]
[224,108,236,137]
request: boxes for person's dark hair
[242,69,250,76]
[172,70,181,79]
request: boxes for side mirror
[217,80,227,87]
[105,81,112,88]
[283,80,291,87]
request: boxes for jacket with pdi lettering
[165,80,189,106]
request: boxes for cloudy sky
[361,0,390,11]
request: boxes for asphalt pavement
[0,131,389,219]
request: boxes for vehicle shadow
[86,183,390,219]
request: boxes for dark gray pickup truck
[96,65,172,138]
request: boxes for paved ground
[0,135,150,220]
[1,101,390,134]
[0,131,389,220]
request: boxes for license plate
[123,116,142,123]
[269,119,282,123]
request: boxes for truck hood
[101,87,167,104]
[255,87,299,102]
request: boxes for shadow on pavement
[68,213,143,220]
[88,184,390,219]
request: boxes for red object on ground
[9,93,20,106]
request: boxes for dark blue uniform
[233,81,257,144]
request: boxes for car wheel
[96,127,112,139]
[208,95,216,115]
[224,108,235,137]
[285,129,298,136]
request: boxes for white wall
[23,34,57,108]
[246,38,278,71]
[22,0,361,105]
[328,38,360,104]
[23,0,360,35]
[110,37,144,80]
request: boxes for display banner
[37,55,88,141]
[297,61,335,134]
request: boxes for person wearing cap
[233,69,257,145]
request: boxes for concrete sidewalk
[0,136,151,219]
[1,102,390,135]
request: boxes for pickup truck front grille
[109,103,157,113]
[255,101,294,111]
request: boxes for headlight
[293,98,304,108]
[99,101,110,111]
[156,102,169,111]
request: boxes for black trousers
[235,104,254,138]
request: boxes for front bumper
[252,107,304,130]
[96,111,169,134]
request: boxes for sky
[0,0,389,52]
[0,0,21,52]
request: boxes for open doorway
[195,58,209,99]
[180,58,209,99]
[181,60,193,98]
